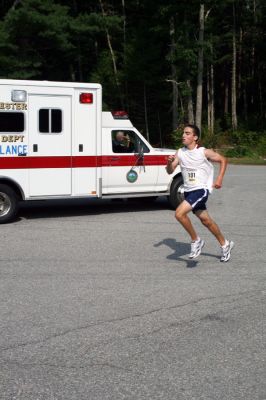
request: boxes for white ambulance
[0,79,183,223]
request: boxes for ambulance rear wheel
[0,184,19,223]
[169,176,184,209]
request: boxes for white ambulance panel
[71,87,101,196]
[28,94,72,197]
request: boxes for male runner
[166,124,234,262]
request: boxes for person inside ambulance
[112,131,135,153]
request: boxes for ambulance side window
[112,130,150,153]
[39,109,62,134]
[0,112,24,133]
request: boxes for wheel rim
[0,192,12,217]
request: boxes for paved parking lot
[0,165,265,400]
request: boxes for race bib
[183,168,198,186]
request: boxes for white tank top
[177,146,214,193]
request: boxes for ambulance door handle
[33,144,38,152]
[111,157,119,161]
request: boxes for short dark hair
[184,124,200,141]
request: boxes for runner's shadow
[154,238,220,268]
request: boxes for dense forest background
[0,0,265,156]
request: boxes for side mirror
[136,140,144,157]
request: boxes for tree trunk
[224,77,229,115]
[187,80,194,124]
[258,78,263,121]
[121,0,128,109]
[72,0,83,81]
[70,64,76,81]
[207,57,214,134]
[122,0,126,52]
[99,0,123,105]
[207,66,211,131]
[11,0,21,10]
[170,17,178,131]
[251,0,257,106]
[243,83,248,122]
[195,4,204,131]
[157,111,163,147]
[207,63,215,134]
[231,2,238,131]
[238,27,242,95]
[143,82,150,142]
[179,93,184,119]
[210,63,214,134]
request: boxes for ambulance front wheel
[0,184,19,223]
[169,176,184,209]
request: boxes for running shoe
[220,240,234,262]
[189,238,205,259]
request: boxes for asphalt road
[0,165,265,400]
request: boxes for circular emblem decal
[126,169,138,183]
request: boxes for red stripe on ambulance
[0,154,168,169]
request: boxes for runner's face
[182,127,197,146]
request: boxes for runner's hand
[213,177,223,189]
[167,155,175,164]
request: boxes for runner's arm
[166,153,179,174]
[204,149,228,189]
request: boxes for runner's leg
[195,209,225,246]
[175,200,198,241]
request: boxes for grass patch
[218,144,266,165]
[227,157,266,165]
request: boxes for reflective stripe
[191,189,208,209]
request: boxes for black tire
[0,184,19,223]
[168,176,184,209]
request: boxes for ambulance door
[102,129,159,193]
[28,95,72,196]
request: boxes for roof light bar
[112,110,129,119]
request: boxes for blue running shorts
[184,189,209,213]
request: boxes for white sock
[222,239,229,248]
[192,237,201,243]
